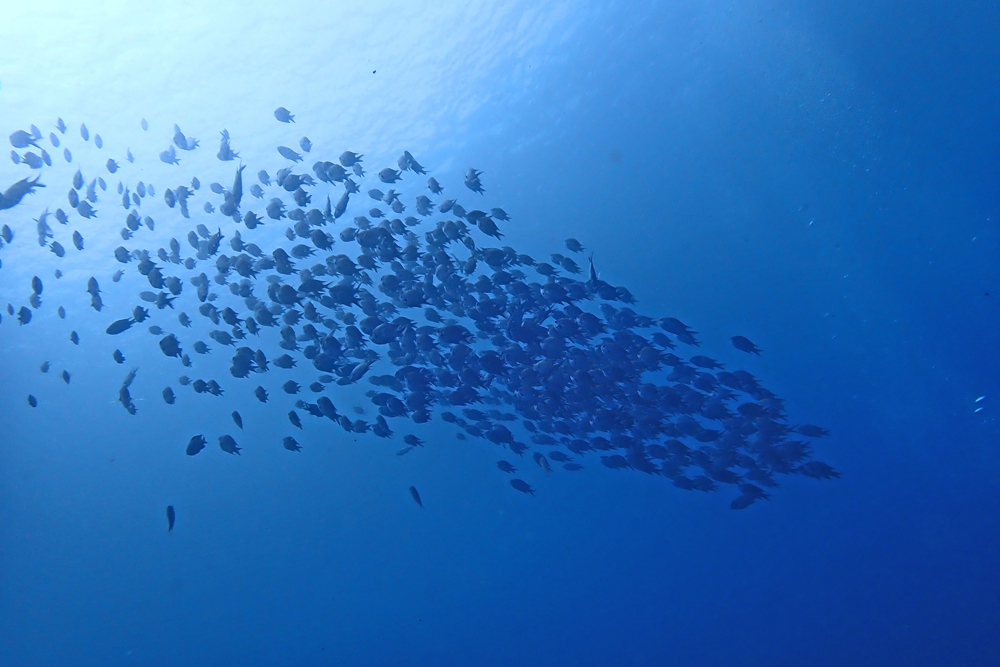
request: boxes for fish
[0,116,837,515]
[731,335,762,355]
[10,129,40,149]
[408,486,423,508]
[510,479,534,495]
[106,318,135,335]
[186,435,206,455]
[277,146,302,162]
[166,505,175,531]
[217,129,238,161]
[0,176,45,211]
[464,167,484,194]
[219,435,241,455]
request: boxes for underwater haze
[1,1,999,665]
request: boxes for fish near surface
[0,176,45,211]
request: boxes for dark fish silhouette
[408,486,423,508]
[166,505,175,531]
[106,318,134,335]
[510,479,534,496]
[731,335,762,355]
[219,434,241,455]
[186,435,207,456]
[0,113,837,515]
[0,175,45,210]
[232,410,243,429]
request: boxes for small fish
[408,486,423,508]
[166,505,175,531]
[232,410,243,429]
[218,434,241,455]
[186,435,206,455]
[510,479,535,495]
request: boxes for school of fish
[1,111,839,512]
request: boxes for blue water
[2,1,998,665]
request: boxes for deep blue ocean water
[1,2,998,665]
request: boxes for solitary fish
[166,505,175,531]
[408,485,423,508]
[510,479,535,495]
